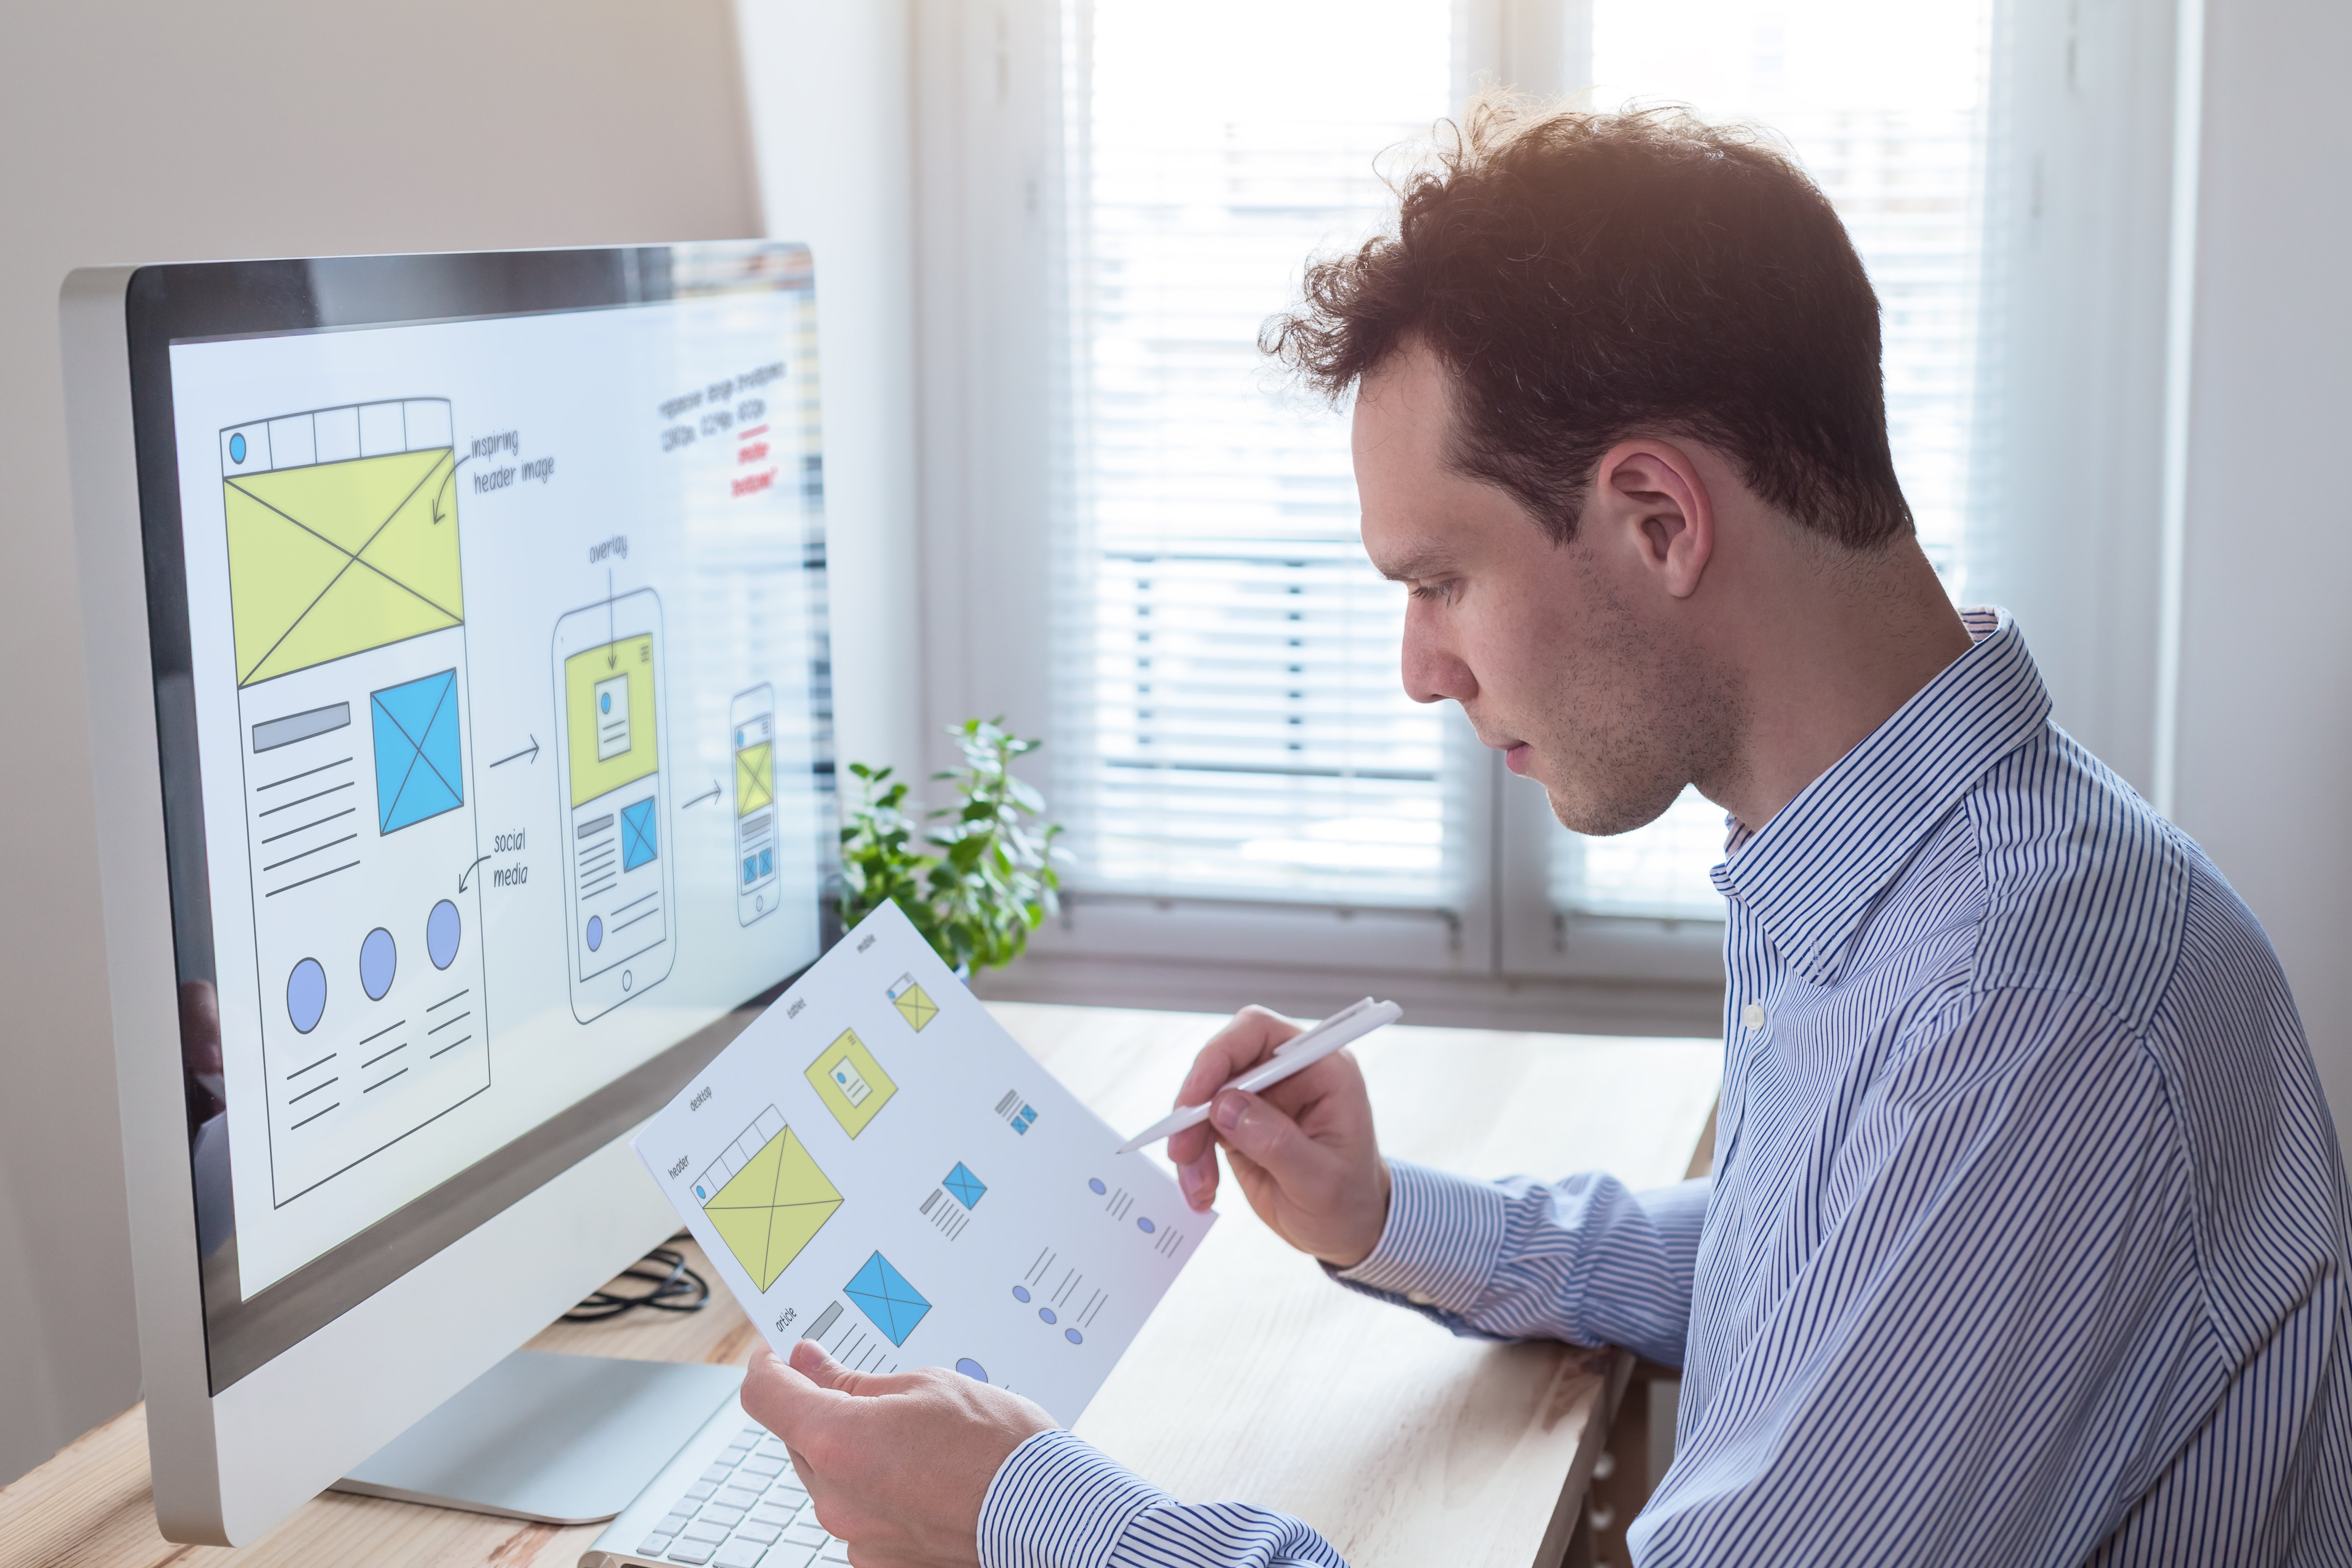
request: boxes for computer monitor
[61,244,837,1545]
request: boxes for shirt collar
[1709,607,2051,986]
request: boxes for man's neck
[1706,539,1974,836]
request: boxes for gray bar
[919,1189,941,1216]
[801,1302,842,1342]
[576,814,615,839]
[253,702,350,753]
[741,812,772,839]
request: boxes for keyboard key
[660,1509,698,1532]
[666,1546,715,1566]
[755,1437,791,1458]
[758,1546,818,1568]
[737,1455,788,1479]
[702,1463,742,1484]
[750,1506,799,1529]
[818,1541,852,1565]
[719,1485,763,1510]
[700,1504,747,1529]
[712,1540,770,1568]
[733,1520,783,1545]
[682,1517,733,1544]
[741,1422,770,1440]
[780,1523,828,1549]
[685,1480,720,1502]
[637,1533,677,1557]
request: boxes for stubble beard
[1532,572,1747,839]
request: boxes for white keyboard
[580,1409,849,1568]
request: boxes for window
[1052,0,1458,910]
[953,0,2009,1005]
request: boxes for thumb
[1210,1089,1324,1185]
[790,1336,926,1400]
[741,1345,844,1441]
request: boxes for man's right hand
[1166,1005,1392,1269]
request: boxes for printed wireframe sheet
[632,901,1213,1422]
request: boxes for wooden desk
[0,1003,1718,1568]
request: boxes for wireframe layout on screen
[221,399,489,1205]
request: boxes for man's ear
[1588,440,1713,599]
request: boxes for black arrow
[491,735,540,768]
[432,454,470,525]
[457,854,493,892]
[682,781,721,809]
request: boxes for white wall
[2167,0,2352,1156]
[0,0,762,1488]
[736,0,926,787]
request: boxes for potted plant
[836,719,1064,977]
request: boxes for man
[743,103,2352,1565]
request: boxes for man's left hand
[740,1339,1056,1567]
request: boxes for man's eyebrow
[1372,546,1457,583]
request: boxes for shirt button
[1408,1291,1433,1306]
[1742,1002,1766,1032]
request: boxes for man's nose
[1401,608,1475,706]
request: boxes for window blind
[1552,0,1995,920]
[1052,0,1457,907]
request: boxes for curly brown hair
[1261,97,1911,550]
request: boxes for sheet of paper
[631,901,1214,1422]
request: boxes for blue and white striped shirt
[979,609,2352,1566]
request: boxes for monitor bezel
[122,245,838,1394]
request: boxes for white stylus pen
[1114,998,1404,1154]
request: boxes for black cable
[565,1230,711,1321]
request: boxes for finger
[1209,1089,1333,1193]
[741,1346,845,1442]
[1178,1147,1218,1211]
[1167,1119,1216,1168]
[1174,1006,1303,1108]
[788,1336,926,1399]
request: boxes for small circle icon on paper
[587,915,603,951]
[1012,1285,1031,1303]
[229,433,247,463]
[956,1358,988,1381]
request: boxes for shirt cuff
[978,1428,1174,1568]
[1332,1159,1511,1315]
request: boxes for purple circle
[287,958,326,1033]
[427,899,461,969]
[587,915,604,952]
[1137,1217,1156,1234]
[955,1358,988,1381]
[1038,1307,1057,1324]
[1088,1178,1106,1195]
[1064,1328,1083,1345]
[360,927,396,1000]
[1012,1285,1030,1303]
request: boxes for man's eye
[1408,580,1455,603]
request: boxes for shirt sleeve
[1332,1159,1711,1368]
[978,1429,1350,1568]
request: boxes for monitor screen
[125,245,835,1391]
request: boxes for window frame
[905,0,2183,1025]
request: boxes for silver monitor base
[332,1349,747,1524]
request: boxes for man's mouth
[1503,742,1531,775]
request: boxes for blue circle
[600,691,611,714]
[955,1358,988,1381]
[1137,1217,1156,1234]
[427,899,461,969]
[229,433,246,463]
[360,928,396,1000]
[1064,1328,1083,1345]
[1038,1307,1057,1324]
[1088,1178,1107,1195]
[287,958,326,1033]
[1011,1285,1030,1303]
[587,915,604,952]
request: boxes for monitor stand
[332,1349,748,1524]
